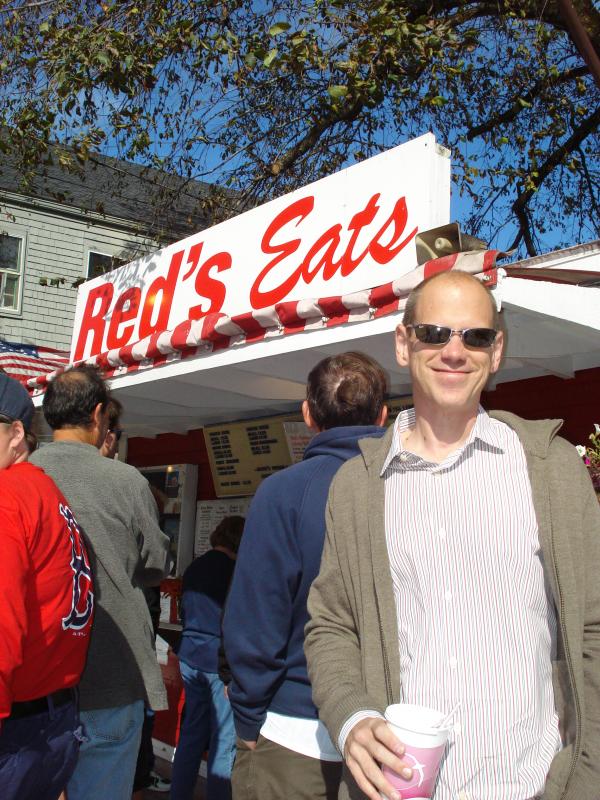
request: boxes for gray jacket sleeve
[304,480,386,747]
[132,474,171,586]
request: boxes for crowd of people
[1,271,598,800]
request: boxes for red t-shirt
[0,461,94,718]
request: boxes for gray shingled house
[0,150,224,351]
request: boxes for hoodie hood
[305,425,386,463]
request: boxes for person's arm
[132,473,171,585]
[304,480,410,800]
[222,479,301,743]
[0,496,29,719]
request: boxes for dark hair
[306,351,388,431]
[403,270,500,329]
[43,365,109,430]
[210,515,245,553]
[105,397,123,430]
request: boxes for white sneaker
[147,770,171,792]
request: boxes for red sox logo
[59,503,94,631]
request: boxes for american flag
[0,339,70,387]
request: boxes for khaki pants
[232,735,343,800]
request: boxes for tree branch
[509,105,600,252]
[467,65,588,140]
[577,146,600,228]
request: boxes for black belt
[9,688,76,720]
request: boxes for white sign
[71,133,450,361]
[194,499,251,557]
[283,421,314,463]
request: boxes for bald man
[305,271,600,800]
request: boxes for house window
[87,251,127,280]
[0,233,24,313]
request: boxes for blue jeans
[67,700,144,800]
[171,661,236,800]
[0,697,82,800]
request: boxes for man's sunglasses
[407,324,498,348]
[109,429,123,441]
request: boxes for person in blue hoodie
[171,515,246,800]
[223,351,388,800]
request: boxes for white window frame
[85,248,128,281]
[0,226,27,317]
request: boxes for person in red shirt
[0,373,94,800]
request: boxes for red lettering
[73,282,114,360]
[250,196,314,308]
[339,194,380,276]
[106,287,141,350]
[369,197,417,263]
[188,250,232,320]
[139,249,185,339]
[300,225,342,283]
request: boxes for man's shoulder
[101,457,146,481]
[488,410,566,458]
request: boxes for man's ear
[8,419,26,450]
[302,400,320,433]
[92,402,105,428]
[376,405,389,427]
[395,324,410,368]
[490,329,504,374]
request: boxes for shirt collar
[381,405,504,476]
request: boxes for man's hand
[344,717,412,800]
[242,739,257,750]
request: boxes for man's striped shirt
[381,407,561,800]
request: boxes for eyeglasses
[109,429,123,441]
[407,324,498,348]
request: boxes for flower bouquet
[577,423,600,493]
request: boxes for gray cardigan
[305,411,600,800]
[31,440,170,711]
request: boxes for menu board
[204,415,302,497]
[194,499,252,556]
[282,421,314,464]
[387,395,414,423]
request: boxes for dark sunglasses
[109,429,123,441]
[407,323,498,348]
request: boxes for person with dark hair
[222,352,388,800]
[100,396,124,459]
[305,271,600,800]
[0,373,94,800]
[170,515,246,800]
[42,364,109,431]
[30,366,171,800]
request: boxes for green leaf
[328,84,348,99]
[263,48,278,68]
[96,51,112,68]
[269,21,291,36]
[39,21,50,33]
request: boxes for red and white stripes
[27,250,501,392]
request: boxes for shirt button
[449,656,458,669]
[438,528,447,540]
[399,453,409,462]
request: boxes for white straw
[436,701,462,729]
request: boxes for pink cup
[381,704,450,800]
